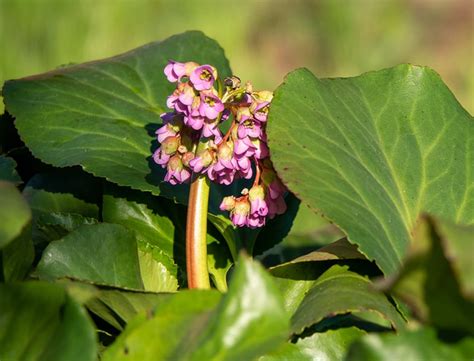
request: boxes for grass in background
[1,0,472,112]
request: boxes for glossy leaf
[102,256,288,361]
[102,290,222,360]
[0,282,97,361]
[137,240,178,292]
[37,223,144,289]
[184,255,289,361]
[3,31,231,200]
[289,265,405,335]
[268,65,473,274]
[346,328,471,361]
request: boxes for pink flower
[165,155,191,185]
[249,185,268,216]
[190,65,217,91]
[189,149,215,174]
[199,91,224,120]
[230,198,251,227]
[164,61,186,82]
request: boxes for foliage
[1,31,472,360]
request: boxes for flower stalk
[186,174,211,289]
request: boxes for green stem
[186,175,211,289]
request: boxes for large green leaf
[0,181,30,249]
[102,255,288,361]
[346,328,472,361]
[287,265,405,335]
[3,31,231,199]
[268,65,473,274]
[37,223,144,289]
[0,282,97,361]
[183,255,289,361]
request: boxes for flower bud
[161,136,179,155]
[249,185,265,201]
[217,141,233,160]
[167,154,183,171]
[220,196,236,211]
[181,151,194,167]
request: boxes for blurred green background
[1,0,473,113]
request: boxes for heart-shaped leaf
[268,65,473,274]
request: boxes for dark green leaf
[0,282,97,361]
[86,289,176,331]
[183,255,289,361]
[102,290,222,360]
[37,223,144,289]
[207,233,232,292]
[36,212,98,243]
[268,65,473,275]
[0,155,21,184]
[102,255,288,361]
[102,184,179,259]
[2,222,34,281]
[289,265,405,335]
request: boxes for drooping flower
[165,154,191,185]
[190,65,217,91]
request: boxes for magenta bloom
[230,198,250,227]
[199,91,224,119]
[252,101,270,122]
[249,185,268,216]
[189,149,215,174]
[164,61,186,83]
[153,147,171,166]
[165,155,191,185]
[190,65,217,91]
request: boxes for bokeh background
[1,0,473,113]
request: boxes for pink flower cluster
[154,60,287,228]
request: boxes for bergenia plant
[0,31,472,361]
